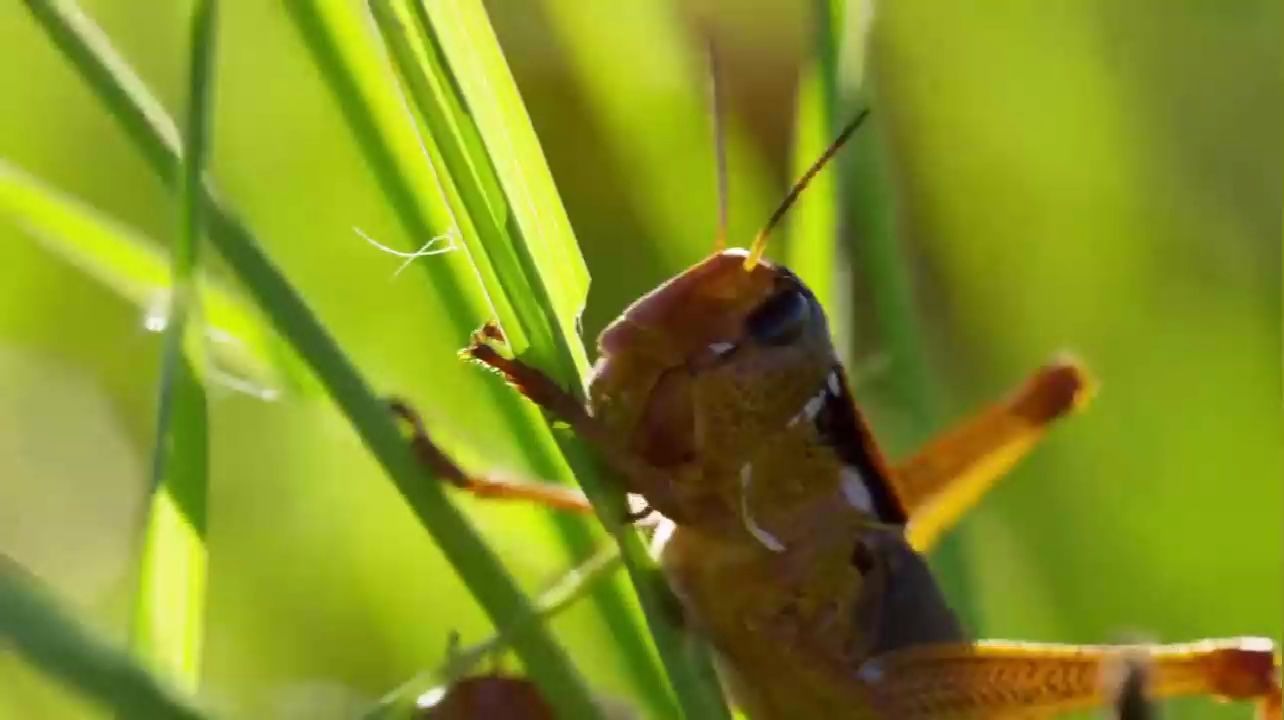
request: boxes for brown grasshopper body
[591,250,958,716]
[395,118,1281,718]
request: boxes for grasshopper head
[589,249,844,522]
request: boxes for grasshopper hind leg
[1112,656,1156,720]
[858,638,1281,720]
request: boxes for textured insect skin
[398,243,1279,718]
[589,249,957,717]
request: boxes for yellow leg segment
[859,638,1281,719]
[893,359,1094,551]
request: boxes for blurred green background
[0,1,1279,718]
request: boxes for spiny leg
[858,638,1281,720]
[463,325,681,517]
[891,358,1094,551]
[388,397,593,514]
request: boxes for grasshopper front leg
[858,638,1281,719]
[391,324,679,520]
[459,324,684,520]
[388,398,594,514]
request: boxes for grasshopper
[392,109,1281,718]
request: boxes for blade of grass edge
[20,2,601,718]
[278,0,530,361]
[415,0,589,383]
[0,558,206,720]
[408,3,731,717]
[277,4,611,718]
[0,160,286,397]
[367,3,676,716]
[129,0,216,691]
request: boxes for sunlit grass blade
[368,0,582,384]
[786,0,847,349]
[408,0,590,383]
[372,2,730,715]
[278,5,603,718]
[0,558,207,720]
[130,0,217,690]
[0,161,287,398]
[367,3,678,715]
[21,2,600,718]
[278,1,526,356]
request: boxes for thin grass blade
[0,558,207,720]
[409,0,590,383]
[373,2,731,715]
[368,3,677,715]
[130,0,217,690]
[0,161,286,398]
[21,2,600,718]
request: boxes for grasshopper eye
[746,288,811,346]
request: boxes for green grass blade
[0,161,285,398]
[411,0,590,383]
[367,0,580,385]
[279,0,527,358]
[130,0,217,690]
[374,3,728,716]
[277,5,602,719]
[134,352,208,689]
[367,4,676,715]
[22,2,601,718]
[786,0,847,349]
[0,558,207,720]
[18,0,179,184]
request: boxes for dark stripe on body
[813,369,908,524]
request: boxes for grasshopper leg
[858,638,1281,720]
[1112,656,1157,720]
[891,358,1094,551]
[463,324,684,520]
[387,397,594,514]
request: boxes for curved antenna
[706,32,729,250]
[744,108,871,270]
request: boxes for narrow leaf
[21,3,596,719]
[0,161,285,398]
[130,0,217,690]
[368,3,676,714]
[0,558,207,720]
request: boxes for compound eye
[745,287,811,346]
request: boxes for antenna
[706,32,729,250]
[743,108,871,270]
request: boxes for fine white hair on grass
[353,225,457,277]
